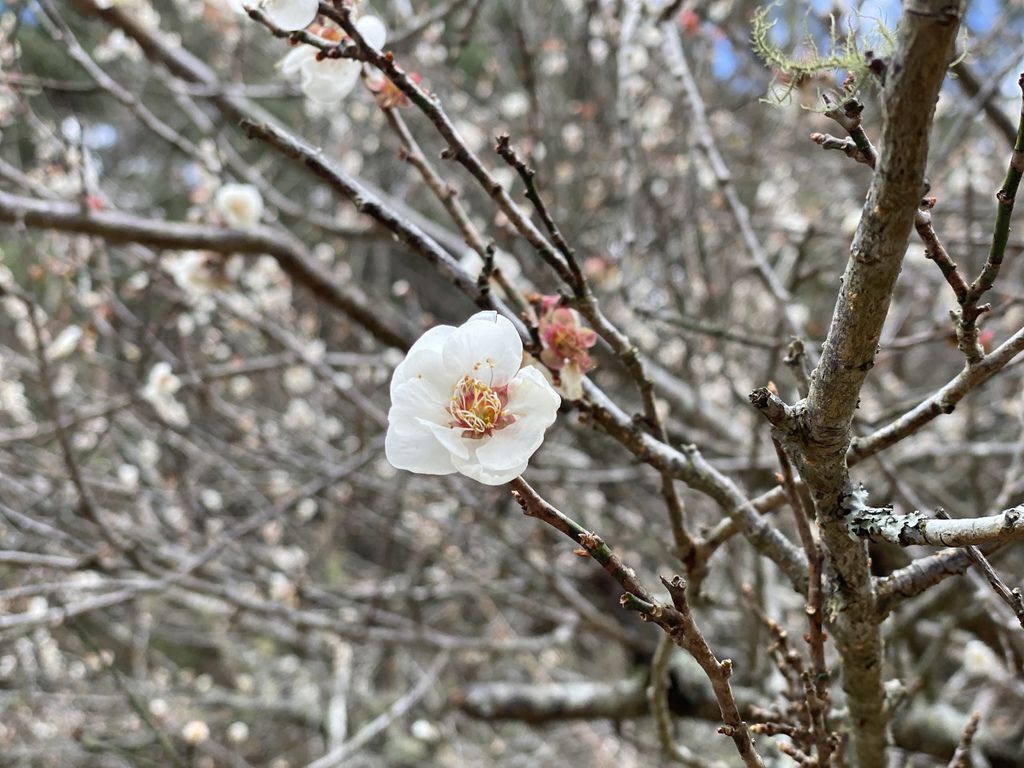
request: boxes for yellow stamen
[448,375,507,436]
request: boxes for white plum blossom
[226,721,250,744]
[45,325,83,361]
[278,15,386,104]
[385,311,560,486]
[295,497,318,522]
[181,719,210,745]
[214,183,264,227]
[0,377,32,423]
[283,364,315,394]
[162,252,217,299]
[199,488,224,511]
[117,464,140,492]
[283,398,317,431]
[260,0,318,31]
[962,639,1002,678]
[141,362,189,427]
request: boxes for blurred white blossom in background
[214,183,264,227]
[140,362,189,428]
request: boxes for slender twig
[384,107,490,260]
[658,575,765,768]
[306,653,449,768]
[771,441,829,724]
[946,711,981,768]
[494,133,584,290]
[956,74,1024,362]
[509,478,764,767]
[934,510,1024,629]
[329,2,575,287]
[660,22,806,348]
[491,132,697,568]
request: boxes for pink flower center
[448,375,514,438]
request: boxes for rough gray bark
[752,2,963,764]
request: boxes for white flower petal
[472,420,547,473]
[278,46,316,76]
[262,0,317,30]
[385,420,456,475]
[442,311,522,387]
[452,452,528,486]
[154,398,190,428]
[507,365,561,423]
[469,366,559,473]
[557,362,584,400]
[389,377,449,425]
[302,60,362,103]
[390,324,456,400]
[355,15,387,49]
[46,325,83,361]
[418,419,471,460]
[214,183,263,228]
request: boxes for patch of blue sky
[965,0,998,34]
[768,17,790,46]
[853,0,900,27]
[712,37,739,79]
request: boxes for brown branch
[658,576,764,768]
[492,134,697,569]
[914,207,971,304]
[327,2,575,287]
[875,545,1002,617]
[384,107,490,261]
[770,440,829,749]
[955,74,1024,362]
[946,712,981,768]
[847,503,1024,548]
[494,133,584,291]
[509,479,764,767]
[236,120,521,320]
[580,381,808,593]
[0,189,410,351]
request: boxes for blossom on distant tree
[161,252,218,299]
[278,16,387,104]
[214,183,264,228]
[535,296,597,400]
[181,719,210,746]
[141,362,189,427]
[45,325,83,361]
[385,311,560,486]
